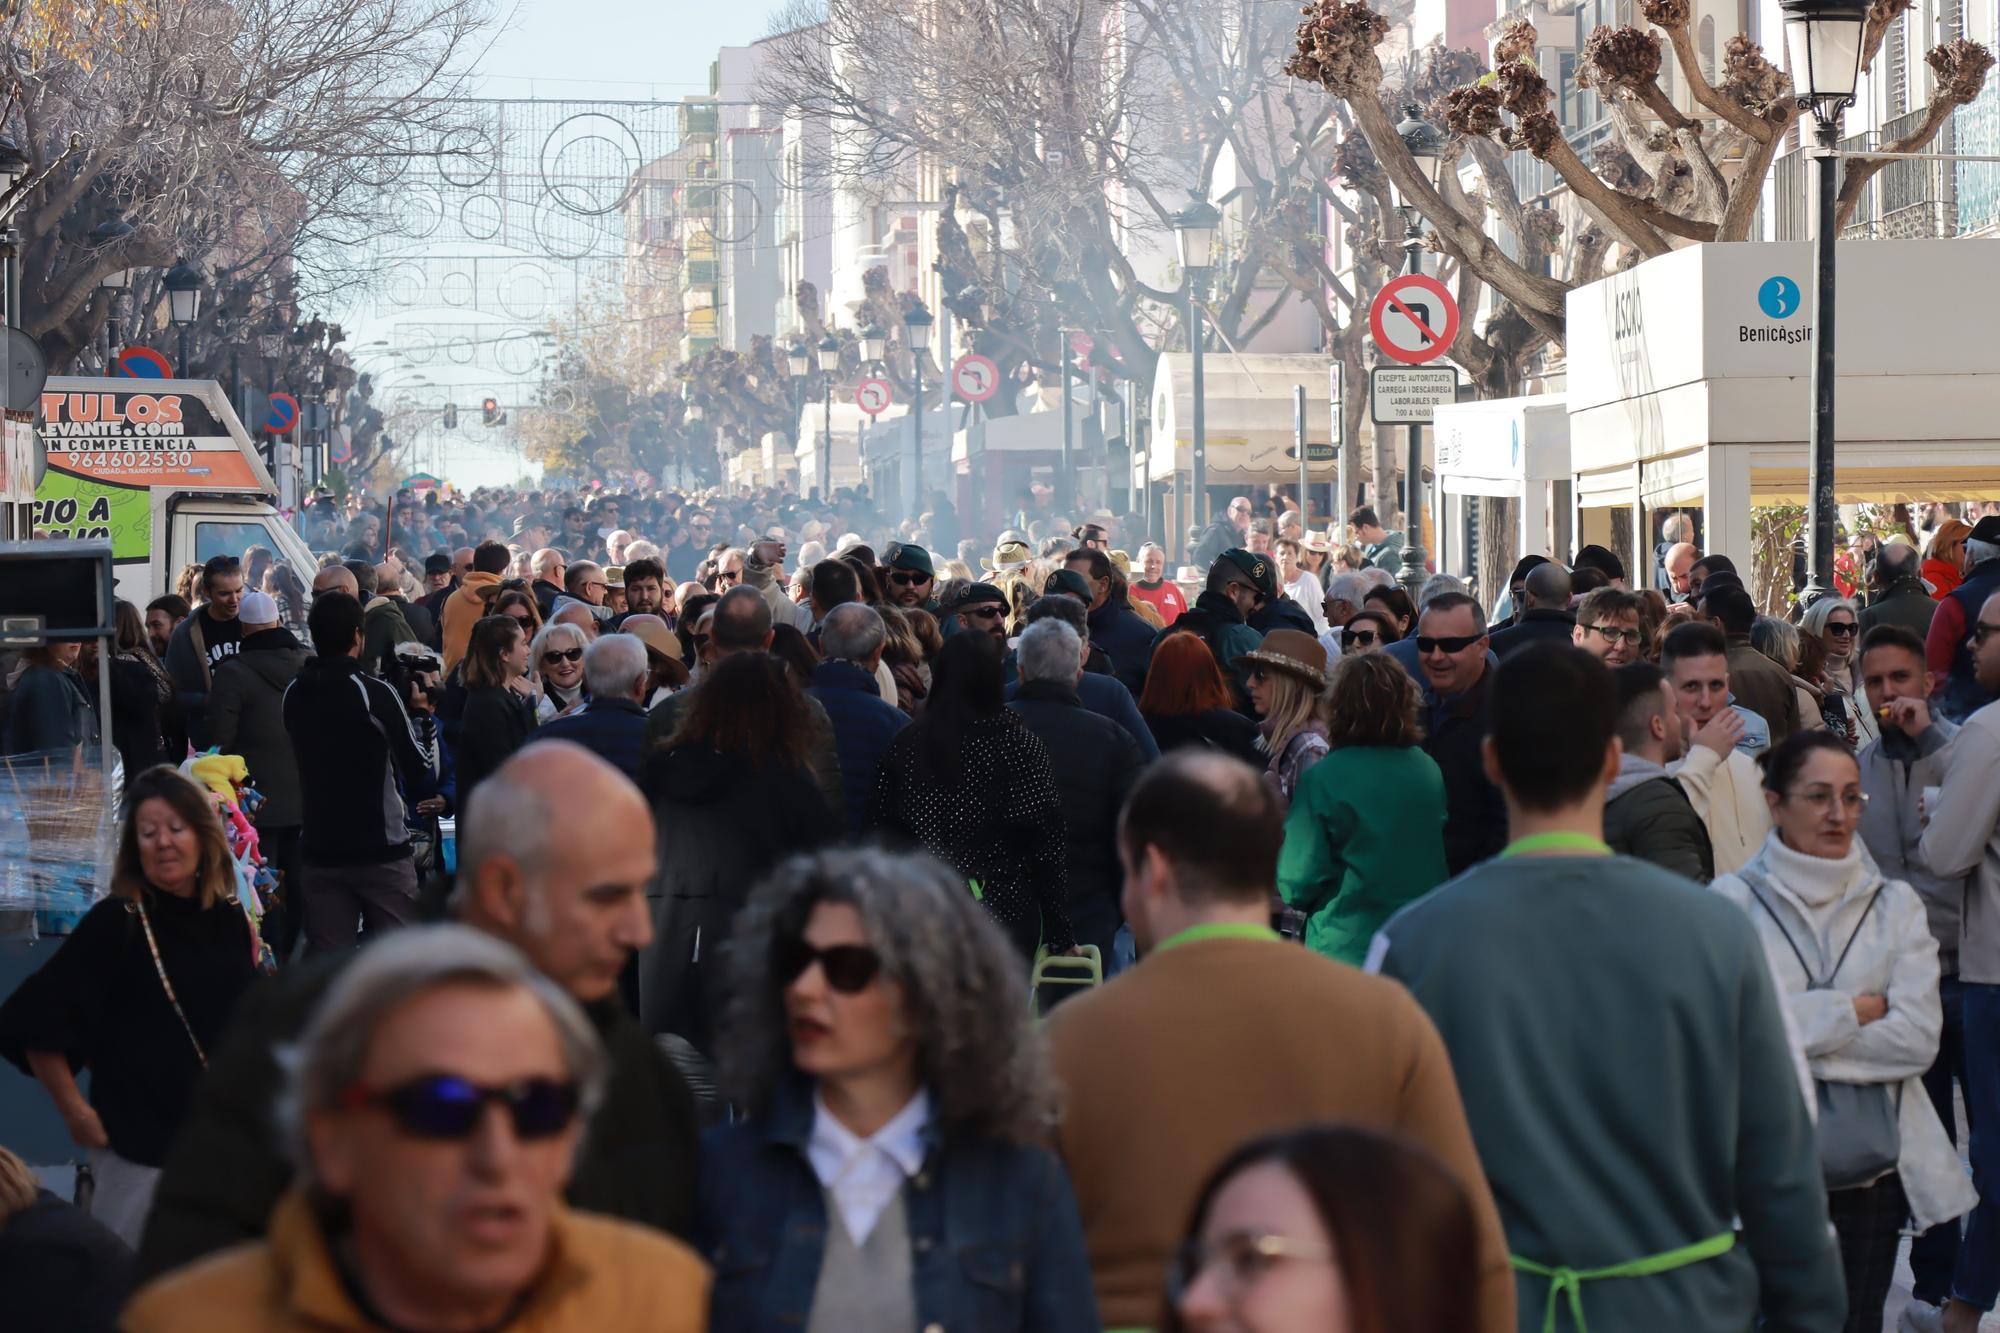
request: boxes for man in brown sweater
[1044,752,1515,1332]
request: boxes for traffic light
[443,402,458,429]
[481,397,501,427]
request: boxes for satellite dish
[5,325,48,413]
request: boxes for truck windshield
[195,520,281,567]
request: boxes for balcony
[682,102,718,140]
[684,258,719,287]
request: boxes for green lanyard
[1152,922,1280,953]
[1511,1231,1735,1333]
[1499,832,1613,859]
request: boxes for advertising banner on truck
[31,379,272,565]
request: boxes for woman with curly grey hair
[698,846,1099,1332]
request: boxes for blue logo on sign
[1758,276,1801,319]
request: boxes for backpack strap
[1739,865,1886,991]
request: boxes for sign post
[854,378,892,418]
[1369,274,1461,597]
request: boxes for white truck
[30,376,316,605]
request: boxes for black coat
[1144,706,1263,766]
[1248,593,1317,637]
[1086,598,1157,697]
[1488,607,1577,660]
[637,745,836,1053]
[206,629,309,828]
[534,696,649,783]
[1191,518,1239,572]
[1008,679,1145,954]
[1604,774,1714,883]
[134,950,701,1282]
[0,1189,133,1333]
[455,684,537,808]
[1421,669,1509,876]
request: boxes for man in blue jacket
[804,603,908,833]
[535,633,651,783]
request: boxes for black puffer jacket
[206,629,309,828]
[1604,771,1715,883]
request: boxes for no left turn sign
[1369,274,1459,366]
[951,354,999,403]
[855,378,893,416]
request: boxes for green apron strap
[1510,1231,1735,1333]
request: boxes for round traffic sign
[855,377,893,417]
[950,354,1000,403]
[116,346,174,379]
[1369,274,1459,366]
[265,392,300,434]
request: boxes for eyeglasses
[1974,621,2000,645]
[583,582,608,594]
[1789,787,1869,816]
[541,647,583,665]
[963,604,1005,620]
[889,570,931,587]
[1168,1231,1333,1305]
[1584,623,1644,647]
[1416,633,1482,655]
[341,1074,581,1141]
[1825,621,1858,637]
[1342,627,1379,646]
[774,938,884,993]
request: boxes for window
[194,521,280,568]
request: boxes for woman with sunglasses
[1710,731,1967,1333]
[1801,597,1878,748]
[1335,610,1396,658]
[699,846,1098,1332]
[1163,1125,1481,1333]
[1277,652,1448,966]
[1360,585,1414,641]
[454,616,539,815]
[529,621,590,723]
[0,767,260,1248]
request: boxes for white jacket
[1920,699,2000,984]
[1672,744,1775,876]
[1713,834,1974,1230]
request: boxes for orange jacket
[122,1189,709,1333]
[440,570,503,673]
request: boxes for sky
[473,0,775,101]
[344,1,778,488]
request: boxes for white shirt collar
[806,1087,931,1244]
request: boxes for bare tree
[1286,0,1992,347]
[2,0,493,370]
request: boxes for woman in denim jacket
[699,846,1101,1333]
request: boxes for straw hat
[1237,629,1328,689]
[1107,549,1132,578]
[1302,530,1334,554]
[982,539,1034,573]
[617,614,682,662]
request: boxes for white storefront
[1431,394,1571,578]
[1567,240,2000,565]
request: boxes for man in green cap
[1146,550,1268,706]
[884,541,939,615]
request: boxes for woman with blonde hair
[1277,652,1449,965]
[528,619,589,722]
[1238,630,1330,808]
[0,767,260,1246]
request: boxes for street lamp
[88,216,136,359]
[1173,196,1221,547]
[787,340,810,494]
[1391,106,1449,598]
[1782,0,1868,606]
[904,304,934,511]
[163,258,204,377]
[861,323,887,366]
[1047,292,1074,516]
[817,332,841,501]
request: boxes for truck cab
[32,377,316,605]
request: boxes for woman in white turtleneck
[1710,731,1970,1333]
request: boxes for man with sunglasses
[949,581,1011,645]
[137,741,703,1282]
[125,926,709,1332]
[1918,590,2000,1333]
[1411,592,1508,875]
[884,542,939,614]
[164,553,248,749]
[1147,551,1269,701]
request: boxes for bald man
[1489,562,1576,659]
[1663,541,1700,602]
[136,741,700,1280]
[309,563,358,601]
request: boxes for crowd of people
[3,475,2000,1333]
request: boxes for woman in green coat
[1277,651,1449,965]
